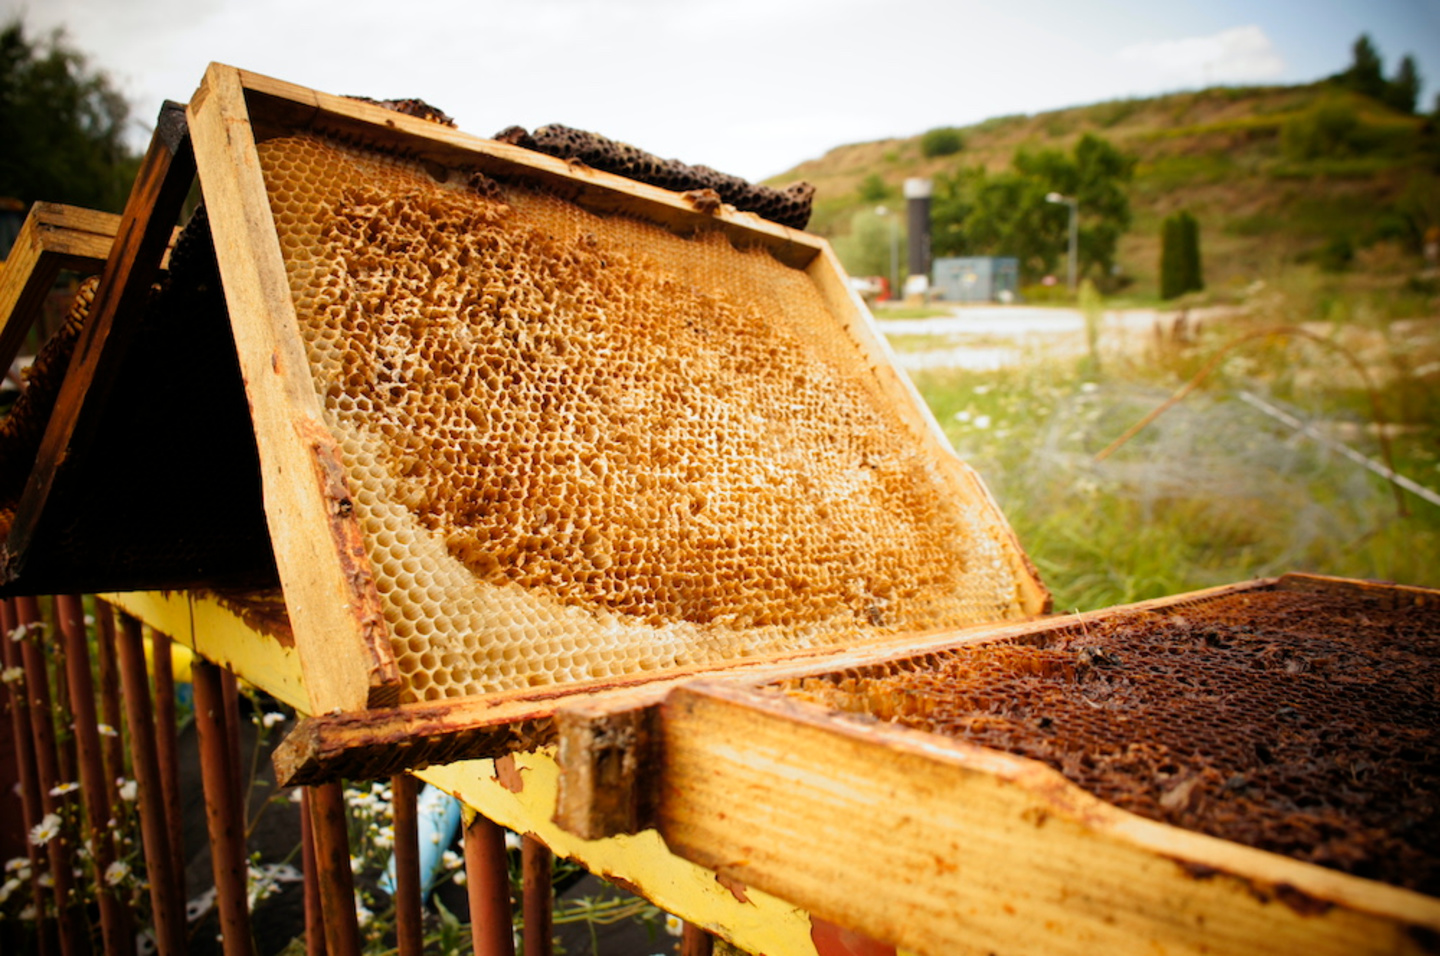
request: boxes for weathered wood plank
[0,203,121,376]
[277,579,1285,786]
[656,680,1440,956]
[187,62,401,714]
[230,65,825,269]
[4,105,195,581]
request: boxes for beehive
[779,581,1440,896]
[254,130,1041,702]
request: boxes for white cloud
[1117,25,1285,88]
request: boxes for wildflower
[30,813,61,846]
[452,869,467,886]
[19,904,36,921]
[37,871,53,888]
[355,900,373,928]
[665,914,684,937]
[1,666,23,683]
[973,414,992,430]
[118,779,138,802]
[441,850,462,870]
[104,860,131,887]
[0,877,19,904]
[4,857,28,874]
[504,830,522,852]
[97,723,118,738]
[349,855,362,875]
[9,624,26,642]
[287,788,303,804]
[48,781,78,797]
[260,712,286,729]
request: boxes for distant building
[933,256,1019,303]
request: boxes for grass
[903,321,1440,614]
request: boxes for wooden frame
[551,574,1440,956]
[182,61,1045,725]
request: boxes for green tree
[1386,54,1421,114]
[0,19,138,213]
[920,126,965,158]
[931,133,1135,286]
[1343,34,1387,101]
[857,173,889,202]
[1160,210,1203,300]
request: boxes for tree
[0,19,138,213]
[931,133,1135,286]
[1386,55,1421,114]
[1160,211,1203,300]
[1343,34,1387,101]
[920,127,964,158]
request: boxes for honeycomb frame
[188,64,1047,721]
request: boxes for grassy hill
[770,83,1439,305]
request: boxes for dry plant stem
[464,813,516,956]
[92,602,125,811]
[523,835,555,956]
[16,595,84,956]
[56,593,134,955]
[391,773,424,956]
[1093,325,1408,516]
[300,788,329,956]
[0,598,52,955]
[192,657,256,956]
[115,611,187,956]
[149,628,185,885]
[307,780,363,956]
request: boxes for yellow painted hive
[257,132,1037,701]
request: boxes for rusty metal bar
[56,593,133,955]
[45,599,77,792]
[308,779,364,956]
[92,602,125,811]
[464,812,516,956]
[219,666,246,821]
[116,611,187,956]
[1,598,54,955]
[148,628,185,890]
[522,835,554,956]
[300,788,329,956]
[15,595,85,956]
[682,922,716,956]
[192,657,255,956]
[391,773,423,956]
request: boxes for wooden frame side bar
[229,66,825,271]
[655,680,1440,956]
[0,203,121,377]
[187,62,401,714]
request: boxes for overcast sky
[6,0,1439,182]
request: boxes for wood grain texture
[0,203,121,377]
[231,66,824,270]
[187,62,400,714]
[656,680,1440,956]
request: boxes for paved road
[874,304,1191,370]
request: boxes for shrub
[1160,210,1203,299]
[920,126,965,158]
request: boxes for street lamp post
[875,205,899,300]
[1046,191,1078,294]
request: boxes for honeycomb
[0,277,96,538]
[780,587,1440,894]
[493,124,815,230]
[256,132,1032,700]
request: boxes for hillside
[770,84,1439,301]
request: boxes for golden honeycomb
[257,132,1034,700]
